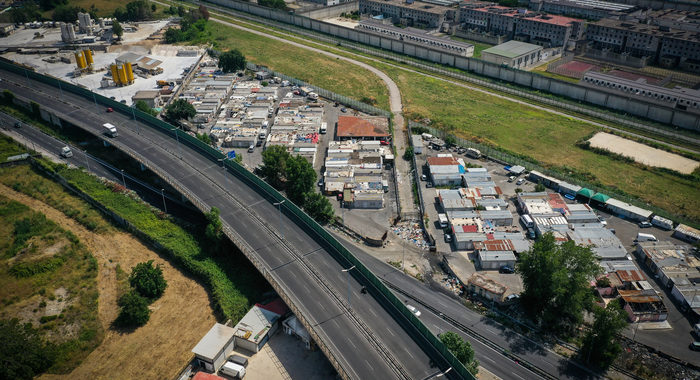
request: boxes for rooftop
[191,323,236,361]
[364,0,455,14]
[482,40,543,58]
[469,273,507,294]
[537,0,637,12]
[337,116,390,138]
[428,156,460,166]
[233,305,281,345]
[591,18,700,40]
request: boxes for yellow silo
[110,64,121,85]
[74,51,86,69]
[83,49,93,66]
[116,65,127,86]
[125,62,134,84]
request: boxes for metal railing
[0,60,475,380]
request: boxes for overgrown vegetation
[0,195,101,375]
[164,6,211,43]
[164,98,195,121]
[258,0,287,10]
[134,100,157,116]
[580,300,628,369]
[218,49,246,73]
[0,318,57,380]
[113,0,153,21]
[439,331,479,374]
[261,146,334,224]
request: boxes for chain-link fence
[407,120,697,228]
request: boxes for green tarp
[577,188,595,198]
[591,193,611,203]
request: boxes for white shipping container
[651,215,673,230]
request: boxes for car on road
[318,179,324,187]
[527,227,536,239]
[420,174,427,181]
[13,121,21,128]
[406,304,421,317]
[106,107,114,113]
[499,265,515,274]
[639,221,653,228]
[60,146,73,158]
[508,176,515,182]
[690,341,700,351]
[444,233,452,243]
[248,144,254,153]
[516,178,525,185]
[340,107,347,113]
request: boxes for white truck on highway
[102,123,118,137]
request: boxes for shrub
[114,291,150,327]
[128,260,167,299]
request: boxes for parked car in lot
[508,176,515,182]
[516,178,525,185]
[499,265,515,274]
[340,107,347,113]
[444,233,452,243]
[379,140,389,145]
[639,221,653,228]
[420,174,427,181]
[690,341,700,351]
[406,304,421,317]
[426,182,433,188]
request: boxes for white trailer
[651,215,673,230]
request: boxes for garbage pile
[392,220,428,249]
[442,275,463,296]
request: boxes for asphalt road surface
[0,69,447,380]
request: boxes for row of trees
[164,5,210,44]
[113,0,155,22]
[261,146,334,224]
[516,233,628,368]
[114,260,168,328]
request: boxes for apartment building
[356,19,474,56]
[528,0,642,21]
[358,0,457,29]
[459,5,585,48]
[587,18,700,70]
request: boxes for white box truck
[103,123,118,137]
[220,361,246,378]
[651,215,673,230]
[438,213,448,228]
[636,232,657,242]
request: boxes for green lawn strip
[373,62,700,223]
[30,158,266,322]
[0,134,27,161]
[0,195,102,374]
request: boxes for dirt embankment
[0,184,216,379]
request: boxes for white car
[406,304,421,317]
[516,178,525,185]
[60,146,73,158]
[507,176,515,182]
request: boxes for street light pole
[161,188,167,214]
[273,200,285,239]
[120,169,126,188]
[170,127,182,159]
[342,265,356,308]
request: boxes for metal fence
[408,120,696,228]
[0,60,474,380]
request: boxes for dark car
[340,107,347,113]
[499,265,515,274]
[13,121,21,128]
[690,341,700,351]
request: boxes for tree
[164,27,184,43]
[196,132,212,145]
[304,192,334,224]
[112,20,123,40]
[114,291,150,327]
[534,182,546,192]
[40,0,67,11]
[10,4,41,23]
[0,319,56,380]
[439,332,479,374]
[199,5,210,20]
[516,233,602,334]
[218,49,246,73]
[129,260,167,299]
[261,145,291,190]
[403,146,414,160]
[444,135,457,147]
[51,5,80,22]
[165,99,195,121]
[285,155,316,205]
[204,207,223,251]
[177,5,186,17]
[580,300,628,368]
[259,0,287,9]
[134,100,156,116]
[151,3,156,12]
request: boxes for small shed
[605,198,653,222]
[509,165,525,175]
[558,181,581,196]
[411,135,424,154]
[352,192,384,209]
[468,274,507,303]
[191,323,236,373]
[132,90,161,108]
[232,305,282,353]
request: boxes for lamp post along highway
[342,265,356,308]
[120,169,126,188]
[273,200,285,239]
[170,127,182,159]
[161,188,167,214]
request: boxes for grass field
[0,194,102,374]
[194,21,390,110]
[374,62,700,222]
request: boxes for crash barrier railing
[0,60,474,380]
[408,120,695,228]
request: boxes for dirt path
[0,183,216,379]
